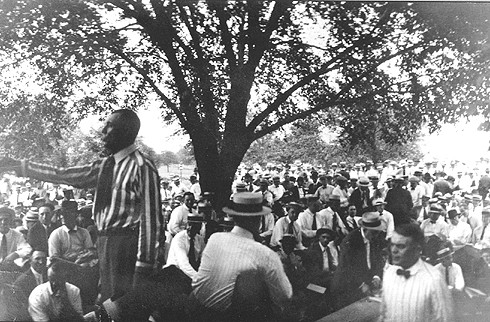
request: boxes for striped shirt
[192,226,292,311]
[381,259,454,322]
[21,144,162,269]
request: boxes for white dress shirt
[435,262,465,291]
[168,205,197,236]
[447,221,472,245]
[0,229,32,262]
[381,258,454,322]
[318,207,349,236]
[420,219,450,238]
[48,225,93,260]
[192,226,292,311]
[165,230,205,279]
[298,209,326,238]
[270,216,304,250]
[28,282,82,321]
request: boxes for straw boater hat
[222,192,271,217]
[359,211,386,231]
[372,198,386,206]
[358,177,370,187]
[436,247,454,260]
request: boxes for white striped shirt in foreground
[381,259,454,322]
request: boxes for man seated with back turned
[191,192,292,321]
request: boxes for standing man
[332,210,387,309]
[381,223,453,321]
[385,176,413,226]
[0,109,162,303]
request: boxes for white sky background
[79,102,490,162]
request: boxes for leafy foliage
[1,1,490,205]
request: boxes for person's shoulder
[29,282,48,299]
[132,149,159,171]
[65,282,81,294]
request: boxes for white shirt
[420,219,450,238]
[189,183,202,200]
[435,262,465,291]
[259,213,275,238]
[298,209,325,238]
[319,241,339,271]
[331,186,350,207]
[318,207,349,236]
[28,282,82,321]
[447,221,472,245]
[0,229,32,262]
[409,185,424,207]
[314,185,334,204]
[379,210,395,240]
[48,225,93,260]
[270,216,304,250]
[192,226,292,311]
[168,205,197,236]
[165,230,205,280]
[269,184,285,202]
[381,258,454,322]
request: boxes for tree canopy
[1,1,490,205]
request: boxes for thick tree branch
[208,0,238,70]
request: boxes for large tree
[1,1,490,206]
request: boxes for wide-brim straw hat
[359,211,387,231]
[222,192,271,217]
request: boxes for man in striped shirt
[381,223,453,322]
[1,110,162,304]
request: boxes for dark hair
[112,109,140,142]
[316,228,336,239]
[394,223,425,247]
[183,191,194,199]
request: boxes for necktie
[262,215,266,233]
[481,226,487,241]
[396,269,411,279]
[287,221,294,234]
[188,236,199,270]
[446,266,450,285]
[332,212,338,230]
[351,217,358,229]
[423,207,428,220]
[325,246,334,271]
[312,212,317,230]
[94,156,115,216]
[0,234,7,261]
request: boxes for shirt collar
[62,225,78,233]
[31,267,43,280]
[319,242,326,252]
[113,144,137,164]
[231,226,254,240]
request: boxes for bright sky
[80,104,490,162]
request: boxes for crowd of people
[1,109,490,321]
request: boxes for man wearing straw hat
[191,192,292,320]
[434,243,465,292]
[332,209,387,309]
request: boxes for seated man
[168,192,197,236]
[8,250,48,321]
[164,214,205,280]
[0,206,32,269]
[420,204,449,238]
[191,192,292,320]
[48,200,94,262]
[25,207,49,254]
[303,228,339,288]
[434,244,465,292]
[28,261,83,321]
[270,202,305,251]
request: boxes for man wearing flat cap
[191,192,292,320]
[0,206,32,268]
[332,209,387,309]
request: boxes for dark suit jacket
[349,188,372,214]
[385,186,413,226]
[478,175,490,198]
[303,242,337,288]
[332,228,386,309]
[9,269,44,321]
[27,221,48,253]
